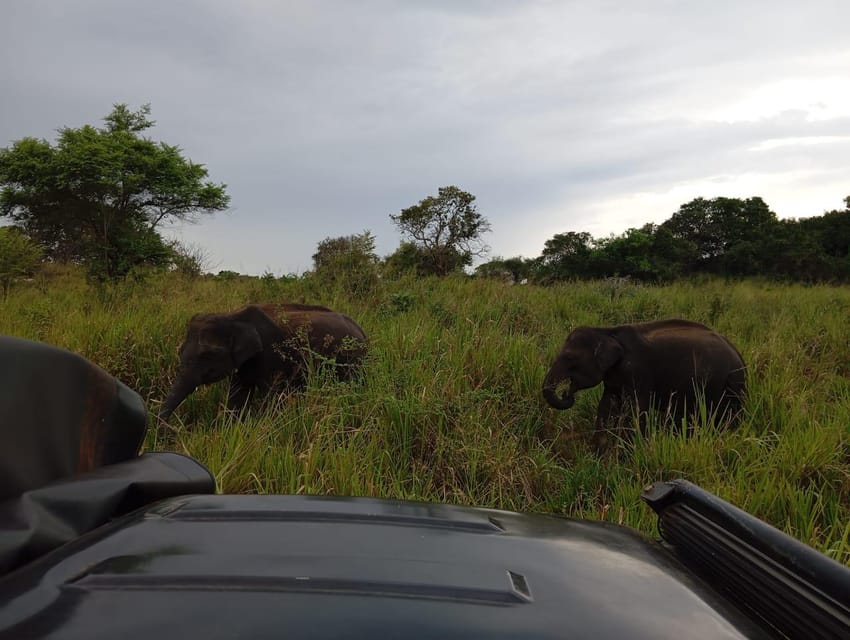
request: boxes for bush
[0,226,42,300]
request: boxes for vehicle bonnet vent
[642,480,850,640]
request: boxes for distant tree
[800,197,850,260]
[531,195,849,285]
[0,226,42,300]
[594,228,658,280]
[0,103,230,280]
[168,240,212,278]
[536,231,595,281]
[382,242,431,277]
[312,230,379,293]
[501,256,533,283]
[537,224,696,283]
[751,219,831,281]
[764,197,850,281]
[390,186,490,276]
[648,224,700,279]
[475,257,512,282]
[313,231,378,272]
[660,197,777,274]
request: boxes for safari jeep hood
[1,494,769,640]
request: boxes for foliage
[592,224,698,282]
[537,231,596,282]
[475,256,534,283]
[383,242,439,278]
[168,240,212,278]
[474,258,513,282]
[0,103,230,280]
[390,186,491,276]
[0,226,42,300]
[85,219,174,282]
[659,197,778,274]
[2,271,848,566]
[537,195,850,284]
[312,230,380,295]
[312,230,378,272]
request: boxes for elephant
[159,303,368,420]
[542,319,746,450]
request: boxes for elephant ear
[231,322,263,367]
[594,333,623,373]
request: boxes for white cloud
[749,136,850,152]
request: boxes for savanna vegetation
[2,104,848,566]
[2,268,848,565]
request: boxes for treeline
[478,196,850,284]
[3,104,848,292]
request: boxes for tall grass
[2,269,848,564]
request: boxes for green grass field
[3,268,849,565]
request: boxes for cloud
[2,1,849,274]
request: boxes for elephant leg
[227,377,253,414]
[621,387,657,436]
[591,390,621,453]
[718,374,746,428]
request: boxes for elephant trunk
[542,365,575,410]
[159,372,201,421]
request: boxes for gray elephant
[542,319,746,449]
[159,303,367,420]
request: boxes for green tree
[390,186,490,276]
[753,219,831,281]
[0,226,43,300]
[537,231,595,281]
[476,256,534,283]
[382,242,431,277]
[762,197,850,282]
[660,197,777,274]
[594,228,658,280]
[312,230,379,294]
[648,224,700,278]
[312,231,378,271]
[501,256,533,283]
[0,103,230,280]
[475,257,512,282]
[537,224,697,283]
[800,197,850,260]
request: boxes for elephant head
[159,313,263,420]
[542,327,623,410]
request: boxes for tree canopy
[390,186,490,276]
[475,196,850,285]
[312,231,378,273]
[0,103,230,279]
[474,256,534,283]
[312,230,380,294]
[659,196,777,273]
[532,197,850,283]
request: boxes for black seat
[0,335,215,575]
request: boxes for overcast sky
[2,1,849,275]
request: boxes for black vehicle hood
[1,494,768,639]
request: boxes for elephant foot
[590,429,612,455]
